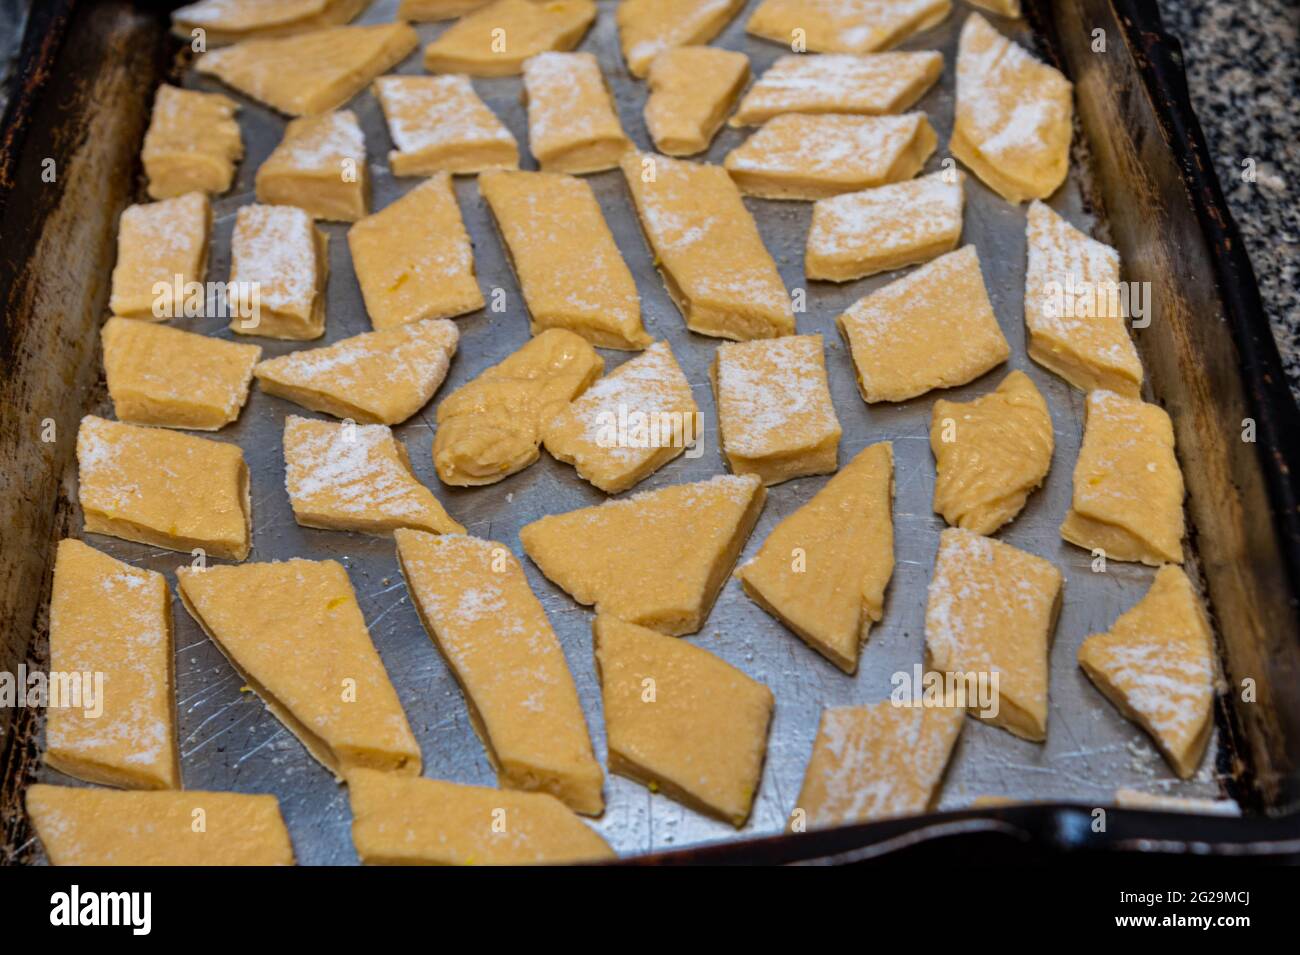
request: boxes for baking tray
[2,0,1299,865]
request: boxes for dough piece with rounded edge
[542,340,699,494]
[434,328,603,486]
[645,46,750,157]
[255,110,369,222]
[347,768,614,864]
[595,615,774,827]
[523,52,631,174]
[395,530,604,815]
[724,112,936,200]
[950,13,1072,203]
[1024,200,1142,396]
[423,0,596,76]
[925,526,1062,741]
[45,540,179,791]
[731,51,943,126]
[27,785,294,866]
[229,204,328,341]
[255,318,458,426]
[399,0,492,21]
[196,22,419,116]
[930,369,1052,535]
[1114,789,1239,815]
[283,415,463,537]
[479,170,649,350]
[712,334,841,485]
[171,0,369,46]
[77,415,250,561]
[109,192,211,320]
[102,317,260,431]
[747,0,952,54]
[806,170,964,282]
[1079,566,1215,779]
[737,442,893,673]
[621,151,794,340]
[373,74,518,177]
[177,558,421,778]
[1061,390,1184,566]
[520,473,766,636]
[348,174,484,330]
[793,700,964,829]
[142,86,242,200]
[617,0,745,77]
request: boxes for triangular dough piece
[422,0,596,76]
[1078,565,1215,778]
[737,442,893,673]
[347,768,614,864]
[747,0,952,54]
[176,558,422,778]
[196,22,419,116]
[950,13,1072,203]
[520,474,766,636]
[255,319,459,425]
[645,46,750,157]
[594,616,774,826]
[617,0,745,77]
[172,0,369,46]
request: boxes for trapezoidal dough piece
[77,415,250,560]
[347,768,614,864]
[395,530,605,814]
[645,46,751,157]
[141,86,242,200]
[255,109,369,221]
[520,473,766,636]
[736,441,893,673]
[1078,565,1215,779]
[177,557,422,778]
[27,785,294,866]
[229,204,329,341]
[171,0,369,46]
[373,74,519,176]
[523,52,631,174]
[746,0,952,54]
[617,0,745,77]
[44,539,179,791]
[594,615,774,826]
[422,0,597,76]
[109,191,211,320]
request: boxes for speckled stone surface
[1158,0,1300,404]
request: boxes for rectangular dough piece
[109,191,211,320]
[423,0,597,76]
[645,46,751,157]
[229,203,329,340]
[141,85,243,200]
[373,74,519,176]
[616,0,746,77]
[620,152,795,340]
[522,52,631,174]
[747,0,953,54]
[255,110,369,221]
[171,0,370,45]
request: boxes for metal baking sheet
[31,0,1231,864]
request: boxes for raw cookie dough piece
[229,204,329,341]
[109,192,211,320]
[348,174,484,330]
[520,473,766,636]
[1114,789,1239,815]
[925,526,1062,741]
[595,615,774,826]
[724,112,937,200]
[77,416,251,561]
[541,340,699,493]
[1024,200,1142,397]
[731,51,943,126]
[950,13,1072,203]
[479,170,649,350]
[196,22,419,116]
[102,317,260,431]
[617,0,745,77]
[712,334,842,484]
[172,0,369,46]
[645,47,750,157]
[929,369,1052,535]
[433,328,603,486]
[395,530,604,814]
[737,442,893,673]
[27,785,294,866]
[522,52,631,174]
[747,0,953,54]
[621,152,794,340]
[794,701,964,829]
[837,245,1009,402]
[283,415,464,536]
[177,558,421,777]
[45,540,179,791]
[399,0,492,21]
[373,74,519,176]
[1078,566,1215,778]
[423,0,597,76]
[967,0,1020,15]
[255,110,369,221]
[141,86,243,200]
[347,768,614,864]
[806,170,964,282]
[1061,390,1185,566]
[255,318,459,425]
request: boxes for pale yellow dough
[109,191,211,320]
[172,0,369,46]
[645,47,750,157]
[617,0,745,77]
[229,204,329,340]
[142,86,242,200]
[373,74,519,176]
[967,0,1020,16]
[255,110,369,221]
[399,0,492,21]
[423,0,597,76]
[747,0,953,54]
[523,52,631,174]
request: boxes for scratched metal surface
[34,0,1232,864]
